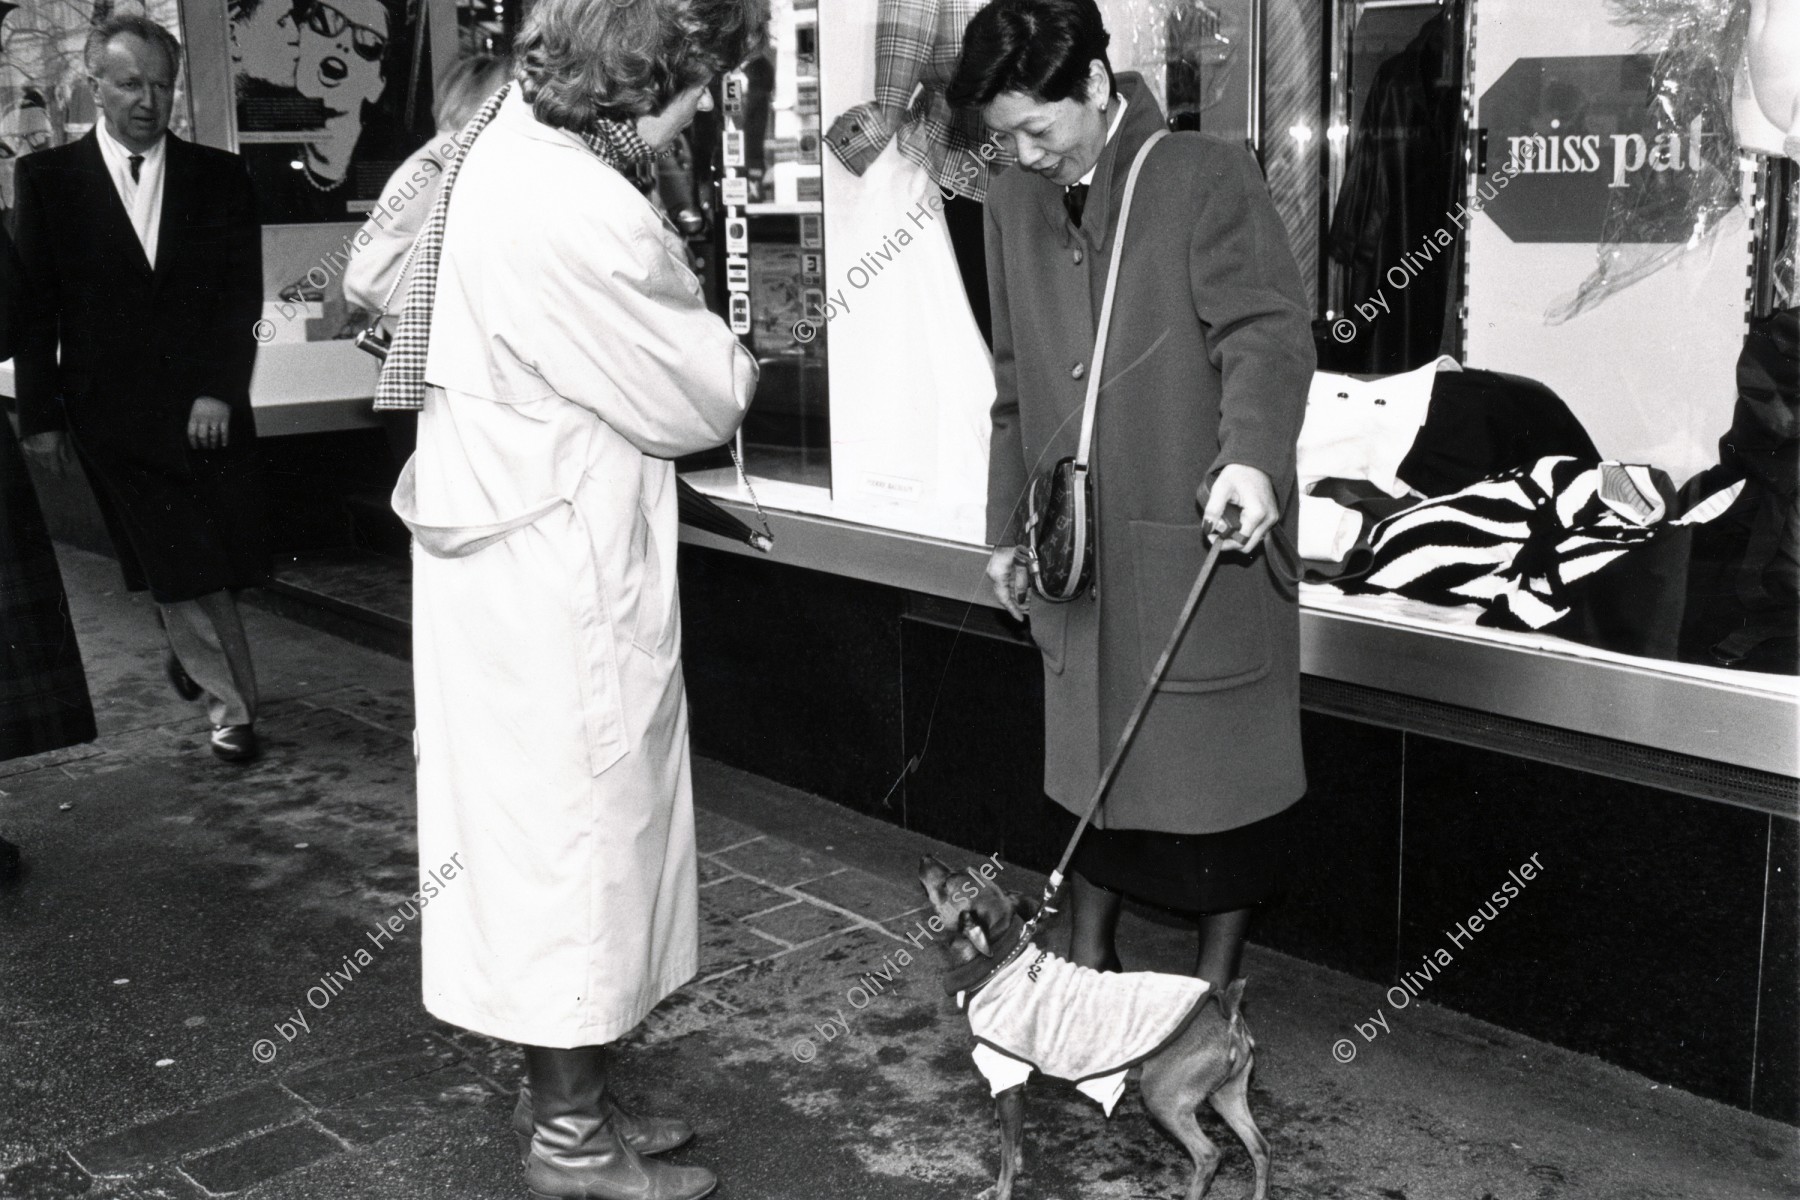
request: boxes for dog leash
[1005,504,1248,957]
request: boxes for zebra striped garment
[1338,456,1673,631]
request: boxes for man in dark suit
[14,13,268,763]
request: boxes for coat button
[1072,247,1084,265]
[1071,362,1086,380]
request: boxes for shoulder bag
[1025,129,1168,602]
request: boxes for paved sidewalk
[0,548,1795,1200]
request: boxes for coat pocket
[1128,520,1271,692]
[1026,600,1068,674]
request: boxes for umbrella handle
[726,443,776,552]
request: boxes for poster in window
[225,0,434,223]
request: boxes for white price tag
[721,176,749,207]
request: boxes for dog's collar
[943,914,1035,998]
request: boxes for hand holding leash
[986,545,1031,620]
[1202,466,1277,554]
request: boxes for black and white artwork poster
[225,0,436,223]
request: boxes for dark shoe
[523,1046,715,1200]
[514,1082,694,1164]
[210,724,259,763]
[164,651,202,702]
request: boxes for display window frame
[676,0,1798,780]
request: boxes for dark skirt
[1,417,97,762]
[1069,800,1298,915]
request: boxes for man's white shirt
[95,115,166,268]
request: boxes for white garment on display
[826,141,993,543]
[1296,356,1456,562]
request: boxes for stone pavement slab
[70,1086,302,1178]
[742,899,859,946]
[795,869,927,924]
[176,1124,343,1196]
[710,838,839,886]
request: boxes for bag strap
[371,218,429,321]
[1072,129,1168,470]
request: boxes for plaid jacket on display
[824,0,1012,201]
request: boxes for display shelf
[745,201,825,215]
[673,489,1800,784]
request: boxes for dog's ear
[959,909,992,957]
[919,856,952,905]
[1011,892,1040,923]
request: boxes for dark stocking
[1068,871,1123,971]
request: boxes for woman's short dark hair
[946,0,1113,110]
[517,0,768,130]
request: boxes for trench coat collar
[1031,72,1166,252]
[498,86,602,156]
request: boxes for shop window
[683,0,833,503]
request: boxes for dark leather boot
[522,1045,715,1200]
[514,1081,694,1163]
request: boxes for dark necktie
[1063,182,1089,228]
[129,154,144,183]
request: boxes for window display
[1324,0,1466,374]
[684,0,833,502]
[674,0,1796,731]
[227,0,441,224]
[684,0,999,544]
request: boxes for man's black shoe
[164,651,202,702]
[210,724,258,763]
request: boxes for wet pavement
[1,547,1795,1200]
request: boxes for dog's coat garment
[965,946,1208,1113]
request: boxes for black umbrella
[678,476,772,552]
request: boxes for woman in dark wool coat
[950,0,1314,995]
[0,225,97,882]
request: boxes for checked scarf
[373,81,661,411]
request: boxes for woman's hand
[187,397,233,451]
[1201,464,1279,554]
[987,545,1030,621]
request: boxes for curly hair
[516,0,768,130]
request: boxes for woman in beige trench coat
[391,2,764,1197]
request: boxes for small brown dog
[919,855,1269,1200]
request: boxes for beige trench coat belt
[393,460,630,779]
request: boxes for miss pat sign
[1479,55,1712,243]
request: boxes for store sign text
[1504,116,1707,189]
[1478,54,1704,243]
